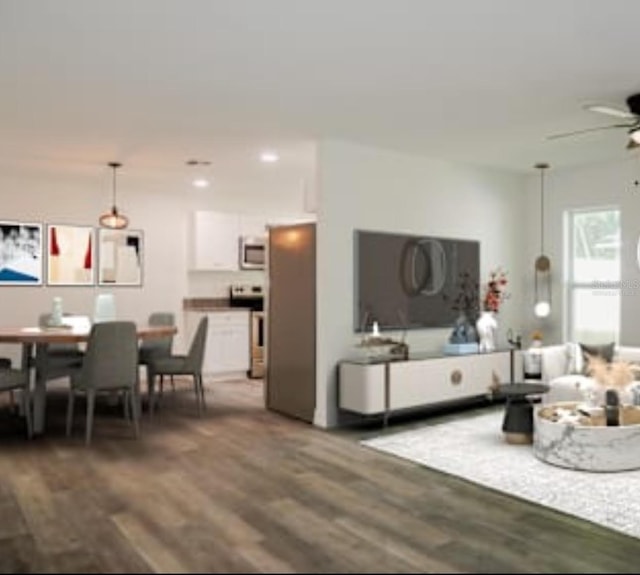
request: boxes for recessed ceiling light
[192,178,210,188]
[260,151,279,163]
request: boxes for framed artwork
[0,220,43,285]
[98,228,143,286]
[46,224,95,286]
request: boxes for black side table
[497,383,550,444]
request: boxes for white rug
[362,410,640,539]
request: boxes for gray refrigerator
[266,222,316,423]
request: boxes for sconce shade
[100,162,129,229]
[534,163,551,317]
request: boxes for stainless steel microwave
[240,236,266,269]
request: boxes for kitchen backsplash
[187,269,265,298]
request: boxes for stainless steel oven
[229,284,265,378]
[240,236,266,270]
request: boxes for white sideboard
[339,350,521,422]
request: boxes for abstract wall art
[46,224,95,286]
[98,228,143,286]
[0,220,43,285]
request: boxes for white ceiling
[2,0,640,181]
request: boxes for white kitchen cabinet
[239,214,267,238]
[190,211,240,271]
[185,310,250,376]
[266,213,316,227]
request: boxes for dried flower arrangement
[585,355,640,390]
[482,268,509,313]
[443,271,479,319]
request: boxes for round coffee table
[497,383,550,444]
[534,402,640,471]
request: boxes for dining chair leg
[66,390,75,437]
[193,373,202,415]
[23,386,32,439]
[198,374,207,411]
[148,375,156,416]
[123,390,130,421]
[86,390,96,446]
[171,375,175,392]
[130,387,140,439]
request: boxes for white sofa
[538,344,640,404]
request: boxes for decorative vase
[449,313,477,344]
[50,296,63,327]
[476,310,497,353]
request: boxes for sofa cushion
[544,375,597,404]
[579,342,615,374]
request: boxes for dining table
[0,323,177,435]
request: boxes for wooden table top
[0,324,177,344]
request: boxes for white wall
[524,156,640,346]
[0,159,313,363]
[315,140,528,428]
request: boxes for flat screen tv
[355,230,480,331]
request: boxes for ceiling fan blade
[547,123,634,140]
[584,103,638,120]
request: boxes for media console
[339,349,522,425]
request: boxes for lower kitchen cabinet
[185,310,250,377]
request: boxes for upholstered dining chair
[0,366,32,438]
[147,316,208,416]
[66,321,140,445]
[138,312,175,396]
[37,313,85,380]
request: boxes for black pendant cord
[540,167,544,255]
[534,162,549,258]
[108,162,122,212]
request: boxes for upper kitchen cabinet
[239,214,267,238]
[190,211,240,271]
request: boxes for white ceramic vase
[476,310,497,353]
[50,297,63,327]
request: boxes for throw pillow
[579,342,615,375]
[565,342,583,374]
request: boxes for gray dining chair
[66,321,140,445]
[147,316,208,416]
[0,366,32,438]
[37,313,85,380]
[138,312,175,396]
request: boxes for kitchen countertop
[183,298,251,312]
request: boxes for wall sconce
[534,163,551,318]
[99,162,129,229]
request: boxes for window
[566,207,620,343]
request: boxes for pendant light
[534,162,551,318]
[99,162,129,229]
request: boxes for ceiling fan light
[630,128,640,144]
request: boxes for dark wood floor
[0,379,638,573]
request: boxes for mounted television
[355,230,480,331]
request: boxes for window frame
[564,205,621,344]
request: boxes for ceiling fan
[548,93,640,149]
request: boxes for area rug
[361,410,640,539]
